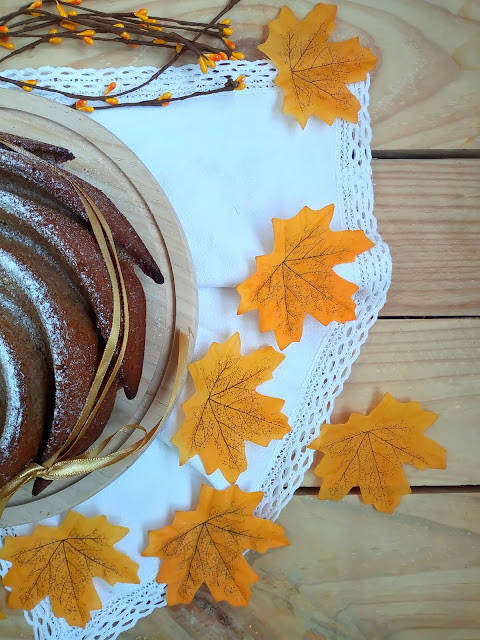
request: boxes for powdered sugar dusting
[0,189,111,335]
[0,291,43,351]
[0,332,23,455]
[0,248,66,423]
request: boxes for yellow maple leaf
[0,511,140,627]
[236,205,374,350]
[258,4,378,128]
[172,332,290,483]
[142,484,289,605]
[310,393,447,513]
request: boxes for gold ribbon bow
[0,331,189,518]
[0,136,190,518]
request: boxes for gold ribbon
[0,331,189,517]
[0,137,190,519]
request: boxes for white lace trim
[0,60,277,104]
[0,62,391,639]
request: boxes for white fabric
[0,62,391,639]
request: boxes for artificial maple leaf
[258,4,377,128]
[237,205,374,350]
[310,393,446,513]
[172,332,290,483]
[0,511,140,627]
[142,484,289,606]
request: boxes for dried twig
[0,0,246,111]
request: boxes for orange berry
[113,23,124,28]
[27,1,42,9]
[26,79,37,85]
[153,38,166,45]
[60,20,78,30]
[221,19,230,25]
[105,97,119,105]
[198,57,208,74]
[49,37,63,44]
[78,29,95,36]
[67,10,77,16]
[129,43,138,47]
[0,41,14,49]
[22,86,33,92]
[120,31,130,40]
[176,43,183,53]
[49,28,58,34]
[230,51,245,60]
[83,36,94,45]
[218,51,228,60]
[0,26,8,34]
[223,27,233,36]
[157,92,172,106]
[103,81,116,95]
[234,82,246,91]
[222,38,235,49]
[235,75,246,83]
[56,1,68,18]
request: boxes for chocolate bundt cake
[0,133,163,495]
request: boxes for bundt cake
[0,132,163,495]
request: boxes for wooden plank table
[1,1,479,638]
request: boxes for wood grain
[2,493,478,640]
[0,1,479,149]
[302,318,480,487]
[375,159,480,316]
[0,1,477,638]
[118,493,480,640]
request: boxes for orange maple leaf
[0,511,140,627]
[172,332,290,483]
[258,4,377,128]
[142,484,289,605]
[310,393,447,513]
[236,205,374,350]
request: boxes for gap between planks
[379,315,480,320]
[373,150,480,159]
[295,486,480,496]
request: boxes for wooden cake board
[0,89,197,527]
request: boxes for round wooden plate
[0,89,197,527]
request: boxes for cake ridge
[0,132,163,496]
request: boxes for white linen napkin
[91,90,354,491]
[0,69,390,640]
[93,89,342,288]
